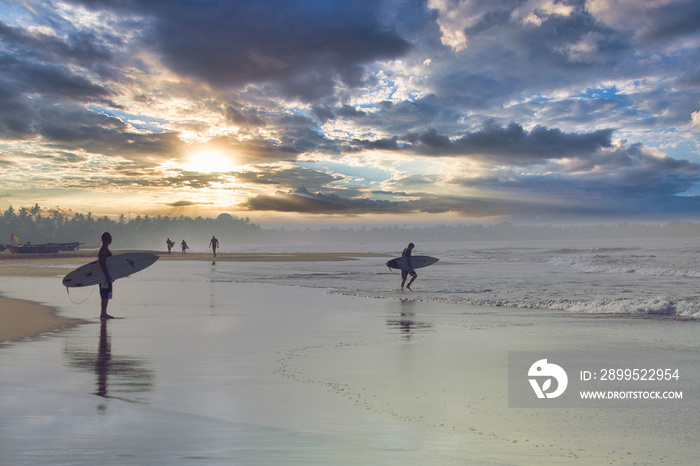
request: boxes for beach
[0,248,698,465]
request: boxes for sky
[1,0,699,226]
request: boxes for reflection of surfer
[63,318,155,409]
[166,238,175,255]
[400,242,417,291]
[209,235,219,257]
[181,239,189,255]
[98,232,114,319]
[95,320,111,398]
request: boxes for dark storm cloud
[68,0,411,101]
[354,121,614,164]
[419,122,614,162]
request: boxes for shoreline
[0,249,388,265]
[0,251,389,344]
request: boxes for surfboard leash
[66,285,95,305]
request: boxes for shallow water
[0,260,698,465]
[231,237,700,317]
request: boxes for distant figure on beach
[401,242,417,291]
[166,238,174,255]
[98,232,114,319]
[209,236,219,257]
[181,239,189,255]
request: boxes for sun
[181,151,237,173]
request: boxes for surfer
[400,242,417,291]
[98,232,114,319]
[209,235,219,257]
[181,239,188,255]
[166,238,174,255]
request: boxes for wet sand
[0,250,388,343]
[0,253,697,465]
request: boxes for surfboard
[386,255,439,270]
[62,252,159,287]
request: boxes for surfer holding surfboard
[98,232,114,319]
[401,242,417,291]
[385,243,439,291]
[62,234,159,319]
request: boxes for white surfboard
[62,252,159,287]
[386,255,439,270]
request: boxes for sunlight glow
[181,151,238,173]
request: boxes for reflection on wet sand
[64,321,155,406]
[386,300,433,339]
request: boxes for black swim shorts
[100,281,113,299]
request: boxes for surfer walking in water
[401,242,417,291]
[209,235,219,258]
[98,232,114,319]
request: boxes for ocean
[214,236,700,318]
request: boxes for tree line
[0,204,261,250]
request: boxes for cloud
[450,141,700,215]
[691,111,700,129]
[242,186,519,217]
[73,0,411,101]
[355,121,614,164]
[586,0,700,43]
[236,166,341,192]
[243,187,404,215]
[415,122,613,162]
[166,200,199,207]
[1,0,699,222]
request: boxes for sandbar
[0,296,87,343]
